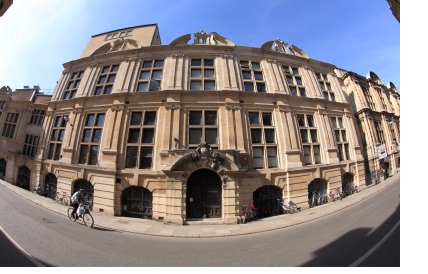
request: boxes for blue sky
[0,0,400,93]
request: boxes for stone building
[0,24,400,225]
[337,69,400,185]
[0,85,51,190]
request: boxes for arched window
[0,158,6,179]
[253,185,282,216]
[122,186,152,219]
[45,173,57,197]
[17,166,31,190]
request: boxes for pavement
[0,173,399,238]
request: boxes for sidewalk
[0,173,399,238]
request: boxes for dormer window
[194,30,210,45]
[106,30,133,40]
[272,39,295,55]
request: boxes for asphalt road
[0,179,400,267]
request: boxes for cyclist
[71,189,85,219]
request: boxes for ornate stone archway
[163,143,241,224]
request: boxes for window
[374,120,385,145]
[297,114,321,165]
[331,117,350,161]
[78,113,105,165]
[190,59,215,91]
[363,87,376,109]
[316,72,335,101]
[47,116,66,160]
[106,30,132,40]
[188,110,218,150]
[136,60,164,92]
[63,71,84,99]
[1,112,19,138]
[23,134,40,157]
[194,31,210,45]
[240,60,266,93]
[94,64,119,96]
[0,101,6,109]
[377,89,388,111]
[248,111,277,169]
[29,109,45,126]
[125,111,156,169]
[283,65,306,97]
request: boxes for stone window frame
[316,72,335,102]
[189,58,216,91]
[297,113,322,165]
[93,64,119,96]
[105,29,133,40]
[363,87,376,110]
[125,110,157,169]
[47,116,66,160]
[374,120,385,145]
[188,110,218,150]
[136,60,164,92]
[331,116,350,161]
[240,60,266,93]
[23,134,40,157]
[78,113,105,165]
[63,71,84,100]
[248,111,278,169]
[1,112,19,139]
[29,109,45,126]
[282,65,306,97]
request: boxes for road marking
[0,225,45,267]
[349,220,400,267]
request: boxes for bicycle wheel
[55,193,60,203]
[82,213,94,227]
[67,208,77,222]
[63,197,69,206]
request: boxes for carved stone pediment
[165,143,239,183]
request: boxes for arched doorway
[0,158,6,179]
[342,173,355,196]
[17,166,31,190]
[186,168,222,219]
[45,173,57,197]
[253,185,283,216]
[73,179,94,209]
[308,178,327,207]
[121,186,153,219]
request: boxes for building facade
[0,85,51,190]
[0,24,400,225]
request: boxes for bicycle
[240,204,258,224]
[32,184,43,196]
[277,199,301,214]
[55,191,69,206]
[68,203,94,227]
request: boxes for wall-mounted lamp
[63,116,73,127]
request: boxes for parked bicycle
[277,199,301,214]
[240,204,258,224]
[68,203,94,227]
[55,191,69,206]
[327,187,344,202]
[309,190,328,208]
[32,184,43,196]
[343,183,359,197]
